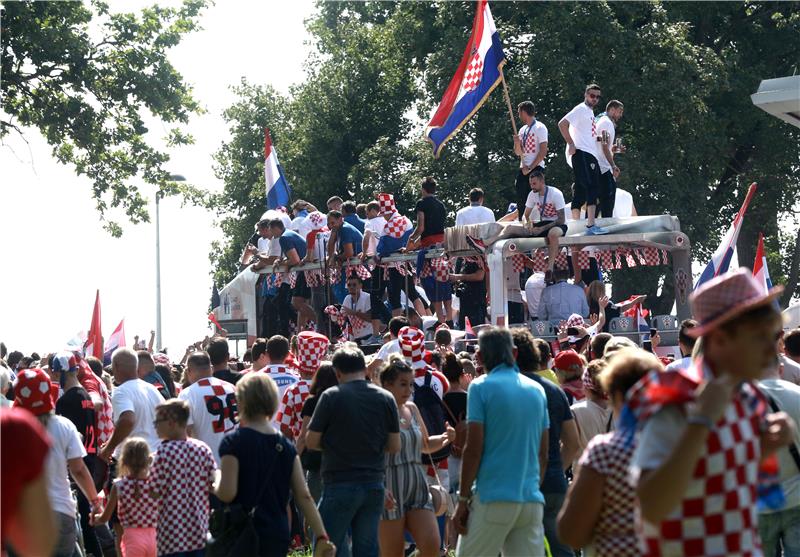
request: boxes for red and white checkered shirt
[115,477,159,529]
[150,439,217,555]
[79,368,114,444]
[275,379,311,439]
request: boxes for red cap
[553,349,583,372]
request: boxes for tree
[1,0,207,235]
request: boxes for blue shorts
[422,276,452,303]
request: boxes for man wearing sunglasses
[558,84,609,236]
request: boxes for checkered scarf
[399,326,426,370]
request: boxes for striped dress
[383,409,433,520]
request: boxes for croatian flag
[103,319,126,365]
[695,183,758,289]
[623,297,650,340]
[85,290,103,359]
[425,0,506,157]
[752,233,773,295]
[264,128,292,210]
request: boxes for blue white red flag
[103,319,126,365]
[425,0,506,157]
[623,297,650,339]
[752,232,773,295]
[264,128,292,210]
[694,183,758,289]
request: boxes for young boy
[630,269,795,556]
[150,399,217,557]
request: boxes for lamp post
[156,174,186,352]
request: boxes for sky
[0,0,316,355]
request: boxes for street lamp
[156,174,186,352]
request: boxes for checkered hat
[378,193,396,215]
[51,351,79,374]
[153,352,171,366]
[307,211,326,230]
[398,326,426,370]
[13,368,55,416]
[565,314,585,329]
[688,268,783,337]
[296,331,329,374]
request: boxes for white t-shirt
[342,291,372,339]
[46,415,87,516]
[780,354,800,385]
[310,229,330,261]
[518,120,548,167]
[612,188,635,218]
[256,236,270,252]
[364,216,386,254]
[290,214,315,242]
[376,338,402,362]
[455,205,496,227]
[563,102,598,157]
[111,378,164,456]
[179,376,238,463]
[664,356,692,373]
[525,185,566,222]
[594,114,616,173]
[525,272,546,318]
[758,379,800,513]
[257,364,300,402]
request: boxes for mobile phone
[649,328,657,337]
[567,327,580,337]
[643,340,653,353]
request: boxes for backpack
[413,371,450,464]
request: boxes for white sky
[0,0,316,355]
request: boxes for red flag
[465,316,475,338]
[208,312,223,332]
[85,290,103,359]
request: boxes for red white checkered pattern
[432,256,451,282]
[531,249,547,271]
[287,271,298,289]
[345,263,372,281]
[461,50,484,93]
[574,250,591,270]
[523,127,538,153]
[276,378,311,438]
[295,331,329,374]
[399,326,426,370]
[578,431,639,556]
[378,193,396,214]
[307,211,326,230]
[324,305,352,340]
[642,247,660,266]
[623,249,637,268]
[385,214,411,239]
[511,254,527,273]
[115,477,159,529]
[78,362,114,444]
[150,438,217,554]
[382,261,414,279]
[598,250,615,270]
[660,249,669,265]
[555,251,568,269]
[565,314,585,328]
[305,269,325,287]
[690,268,776,335]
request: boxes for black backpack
[413,371,450,464]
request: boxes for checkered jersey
[79,367,114,444]
[579,430,639,556]
[276,379,311,438]
[178,377,238,462]
[115,477,159,529]
[150,439,217,555]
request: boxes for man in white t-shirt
[558,83,608,235]
[612,187,637,218]
[595,100,625,218]
[455,188,496,227]
[289,199,317,241]
[179,351,238,463]
[99,348,163,461]
[522,168,568,275]
[256,335,300,399]
[368,316,410,378]
[361,200,393,341]
[513,101,549,220]
[342,274,373,342]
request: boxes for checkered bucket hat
[378,193,396,215]
[296,331,329,374]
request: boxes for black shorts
[515,166,543,220]
[531,221,568,238]
[598,170,617,218]
[291,271,311,299]
[571,149,601,209]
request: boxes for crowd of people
[3,268,800,557]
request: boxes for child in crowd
[93,437,159,557]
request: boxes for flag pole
[499,68,518,136]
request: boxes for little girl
[92,437,159,557]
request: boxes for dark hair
[429,351,443,369]
[421,176,437,194]
[785,329,800,358]
[332,345,366,375]
[468,188,484,203]
[268,218,285,231]
[309,362,338,396]
[590,333,613,361]
[251,338,268,363]
[207,337,230,366]
[434,328,452,347]
[529,167,545,181]
[291,199,310,212]
[327,209,342,219]
[380,357,413,386]
[18,357,34,370]
[342,201,357,215]
[154,364,176,397]
[389,316,409,337]
[327,196,343,207]
[187,351,211,370]
[356,203,367,219]
[137,350,154,372]
[257,220,270,229]
[553,267,570,281]
[346,274,363,285]
[716,303,781,337]
[511,327,541,372]
[85,356,104,377]
[606,99,624,111]
[517,100,535,116]
[0,342,6,360]
[7,351,23,368]
[585,83,601,93]
[533,338,551,366]
[366,200,380,213]
[441,352,464,382]
[678,319,699,350]
[242,349,252,363]
[266,335,290,361]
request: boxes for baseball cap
[554,349,583,372]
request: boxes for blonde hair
[599,348,663,398]
[587,280,605,304]
[118,437,151,477]
[236,372,279,420]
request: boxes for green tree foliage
[1,0,207,235]
[213,1,800,308]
